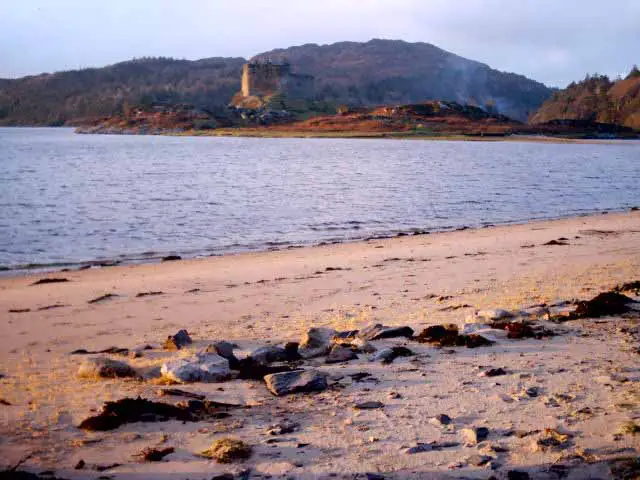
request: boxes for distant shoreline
[72,126,640,144]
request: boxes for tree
[626,65,640,80]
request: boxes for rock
[430,414,452,426]
[283,342,301,359]
[571,291,637,319]
[358,324,414,341]
[462,334,495,348]
[614,280,640,295]
[267,420,299,435]
[610,457,640,479]
[494,393,515,403]
[479,367,507,377]
[522,306,550,318]
[497,322,537,339]
[251,345,290,364]
[477,309,514,321]
[543,239,569,246]
[617,421,640,435]
[325,345,358,364]
[157,388,206,400]
[71,346,130,356]
[31,277,70,285]
[264,369,328,396]
[78,397,202,431]
[371,346,414,364]
[77,357,137,379]
[523,386,540,397]
[161,255,182,262]
[404,441,460,454]
[160,353,231,383]
[88,293,119,304]
[332,335,376,353]
[234,357,293,380]
[415,324,460,344]
[414,325,494,348]
[200,438,252,463]
[206,341,238,365]
[136,446,175,462]
[298,327,336,359]
[532,428,572,451]
[466,454,493,466]
[362,472,385,480]
[507,471,531,480]
[163,329,192,350]
[461,323,494,335]
[249,342,300,364]
[461,427,489,445]
[354,401,384,410]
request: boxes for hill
[252,39,552,121]
[0,57,245,126]
[530,67,640,130]
[0,39,553,126]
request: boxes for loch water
[1,127,639,271]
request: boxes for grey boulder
[357,324,414,341]
[251,345,290,364]
[160,352,231,383]
[325,345,358,364]
[264,369,328,396]
[206,341,237,363]
[298,327,336,359]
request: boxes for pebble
[466,454,493,466]
[461,427,489,445]
[163,329,192,350]
[77,357,137,379]
[354,401,385,410]
[430,414,452,426]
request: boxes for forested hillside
[530,67,640,130]
[0,39,554,125]
[0,57,244,125]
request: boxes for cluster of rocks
[67,287,640,478]
[75,287,640,398]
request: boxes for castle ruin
[235,59,314,106]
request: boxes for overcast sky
[1,0,638,87]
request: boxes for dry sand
[1,211,640,479]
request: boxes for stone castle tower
[237,59,314,101]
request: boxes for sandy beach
[1,210,640,479]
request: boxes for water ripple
[0,128,639,271]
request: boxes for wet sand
[1,211,639,479]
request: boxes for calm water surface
[1,127,639,271]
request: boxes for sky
[0,0,638,88]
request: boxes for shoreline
[76,126,640,143]
[1,210,640,478]
[2,208,638,277]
